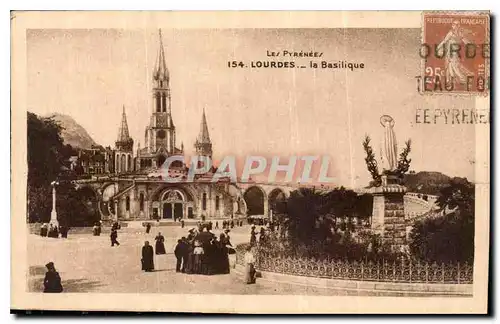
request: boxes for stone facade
[80,30,246,222]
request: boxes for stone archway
[243,186,267,217]
[160,189,185,220]
[268,188,287,221]
[74,186,100,226]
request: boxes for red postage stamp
[419,11,490,95]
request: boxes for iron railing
[235,244,473,284]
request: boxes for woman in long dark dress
[219,240,230,274]
[155,232,166,255]
[141,241,154,272]
[43,262,63,293]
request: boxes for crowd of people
[140,223,235,276]
[39,223,69,239]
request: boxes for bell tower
[147,29,176,164]
[194,108,213,168]
[115,105,134,173]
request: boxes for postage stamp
[419,11,490,95]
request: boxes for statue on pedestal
[380,115,398,173]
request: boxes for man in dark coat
[110,228,120,246]
[59,225,68,238]
[40,224,48,237]
[141,241,154,272]
[43,262,63,293]
[145,223,151,234]
[174,239,185,272]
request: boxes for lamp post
[50,181,59,227]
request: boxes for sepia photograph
[11,11,490,314]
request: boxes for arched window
[126,196,130,211]
[115,155,120,173]
[202,193,207,211]
[215,196,220,211]
[162,94,167,112]
[139,193,145,211]
[156,93,161,112]
[127,155,132,172]
[120,154,126,173]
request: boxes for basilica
[86,30,249,222]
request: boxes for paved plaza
[27,225,457,296]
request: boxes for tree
[395,140,412,180]
[409,177,474,263]
[284,187,327,246]
[27,112,66,222]
[27,112,97,225]
[362,135,381,187]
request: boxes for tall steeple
[194,108,213,159]
[153,29,169,85]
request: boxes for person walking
[43,262,63,293]
[141,241,154,272]
[145,223,151,234]
[110,228,120,246]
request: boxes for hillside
[403,171,451,196]
[46,113,97,149]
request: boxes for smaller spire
[196,107,211,144]
[116,105,131,143]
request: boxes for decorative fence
[235,244,473,284]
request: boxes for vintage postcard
[11,11,490,314]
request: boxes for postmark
[419,11,490,95]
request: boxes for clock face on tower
[157,130,166,139]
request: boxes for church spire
[194,108,213,159]
[197,107,211,144]
[117,105,131,143]
[153,29,169,83]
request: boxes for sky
[26,28,476,188]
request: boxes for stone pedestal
[50,183,59,227]
[371,177,407,250]
[50,209,59,227]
